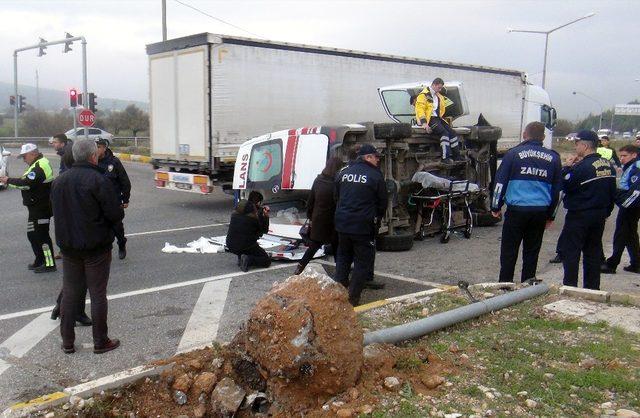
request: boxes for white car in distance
[63,127,113,141]
[0,145,11,190]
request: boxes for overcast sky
[1,0,638,121]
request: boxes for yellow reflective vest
[415,87,447,126]
[597,147,613,161]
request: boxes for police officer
[0,144,56,273]
[596,136,621,168]
[334,144,387,306]
[414,77,463,164]
[601,144,640,274]
[559,130,617,290]
[491,122,562,283]
[96,138,131,260]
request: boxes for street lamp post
[507,12,595,89]
[573,91,603,131]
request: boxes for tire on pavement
[376,230,414,251]
[373,123,413,141]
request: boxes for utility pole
[162,0,167,41]
[35,69,40,109]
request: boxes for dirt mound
[244,269,363,411]
[56,269,451,417]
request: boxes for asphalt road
[0,148,639,409]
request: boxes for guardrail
[0,137,150,147]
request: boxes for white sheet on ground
[411,171,479,192]
[162,237,225,254]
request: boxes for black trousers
[335,233,376,305]
[60,251,112,347]
[114,219,126,248]
[234,244,271,268]
[298,235,339,270]
[499,210,548,283]
[606,207,640,269]
[429,117,459,159]
[27,214,55,268]
[560,209,607,290]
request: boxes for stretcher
[409,174,482,243]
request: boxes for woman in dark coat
[226,198,271,272]
[294,157,343,274]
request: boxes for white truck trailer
[146,32,556,194]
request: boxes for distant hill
[0,82,148,112]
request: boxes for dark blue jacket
[97,148,131,204]
[57,140,74,174]
[562,153,616,215]
[51,163,124,257]
[334,159,387,235]
[616,158,640,209]
[491,140,562,219]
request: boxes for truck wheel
[477,126,502,142]
[376,230,414,251]
[373,123,413,140]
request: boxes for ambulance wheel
[376,230,414,251]
[476,126,502,142]
[373,123,413,141]
[440,232,451,244]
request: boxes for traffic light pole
[13,35,87,139]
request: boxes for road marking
[126,223,228,237]
[177,279,232,353]
[0,264,291,322]
[315,260,444,288]
[0,313,59,377]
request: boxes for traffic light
[18,95,26,113]
[9,96,15,106]
[69,89,78,107]
[88,93,97,112]
[77,93,83,106]
[63,33,73,53]
[38,38,47,57]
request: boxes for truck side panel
[208,42,526,158]
[150,46,209,161]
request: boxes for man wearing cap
[96,138,131,260]
[414,77,463,164]
[558,130,617,290]
[491,121,562,283]
[334,143,388,306]
[0,144,56,273]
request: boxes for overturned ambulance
[232,82,509,252]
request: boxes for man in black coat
[226,197,271,272]
[96,138,131,260]
[51,139,124,354]
[334,144,388,306]
[50,133,74,174]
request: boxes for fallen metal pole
[363,282,550,345]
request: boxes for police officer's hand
[491,210,502,219]
[262,205,270,217]
[122,203,129,209]
[545,220,553,229]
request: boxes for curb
[559,285,640,307]
[2,364,172,418]
[112,152,151,164]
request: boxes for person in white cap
[0,143,56,273]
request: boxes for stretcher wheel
[464,228,472,239]
[440,232,450,244]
